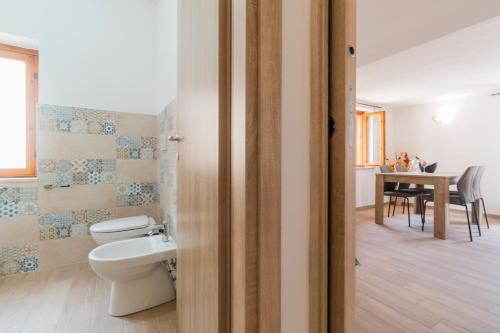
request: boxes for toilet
[88,216,176,316]
[89,215,157,245]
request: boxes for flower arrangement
[386,152,426,172]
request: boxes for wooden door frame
[231,0,282,332]
[310,0,356,332]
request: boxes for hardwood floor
[0,264,176,333]
[356,207,500,333]
[2,207,499,333]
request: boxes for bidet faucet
[147,223,170,242]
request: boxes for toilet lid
[90,215,150,233]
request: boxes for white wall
[282,0,310,331]
[0,0,160,114]
[393,92,500,214]
[156,0,177,111]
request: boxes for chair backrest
[472,166,485,199]
[425,162,438,173]
[395,165,410,190]
[380,165,397,191]
[457,166,478,203]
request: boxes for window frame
[0,43,38,178]
[355,110,386,167]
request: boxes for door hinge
[329,116,336,137]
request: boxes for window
[355,111,386,167]
[0,43,38,177]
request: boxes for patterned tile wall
[0,187,38,218]
[38,104,116,135]
[116,136,158,160]
[116,182,159,207]
[38,159,116,186]
[39,208,115,240]
[1,104,161,277]
[0,243,39,276]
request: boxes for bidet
[88,235,176,316]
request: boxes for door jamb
[309,0,356,331]
[231,0,282,332]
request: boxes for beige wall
[0,105,160,277]
[282,0,310,331]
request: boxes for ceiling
[357,0,500,66]
[357,1,500,107]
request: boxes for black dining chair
[424,166,480,241]
[418,162,438,195]
[424,162,438,173]
[380,165,425,228]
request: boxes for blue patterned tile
[56,160,73,172]
[18,188,38,201]
[0,202,20,218]
[39,159,116,187]
[0,186,37,219]
[116,136,157,160]
[56,171,73,186]
[102,160,116,172]
[38,208,115,240]
[129,183,142,195]
[38,104,116,136]
[87,171,103,184]
[18,257,39,273]
[0,243,39,276]
[101,122,116,135]
[56,119,71,132]
[56,226,72,239]
[130,149,141,159]
[19,201,38,215]
[87,159,104,172]
[70,120,88,133]
[116,182,159,207]
[39,159,56,172]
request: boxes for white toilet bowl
[88,234,176,316]
[90,215,157,245]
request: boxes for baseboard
[356,205,375,211]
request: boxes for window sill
[356,166,376,170]
[0,177,38,184]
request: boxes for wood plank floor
[0,263,176,333]
[356,207,500,333]
[2,207,499,332]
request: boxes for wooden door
[176,0,230,332]
[310,0,356,331]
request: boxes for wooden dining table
[375,172,476,240]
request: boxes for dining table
[375,172,480,240]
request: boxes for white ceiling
[357,0,500,66]
[357,1,500,107]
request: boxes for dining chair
[380,165,398,217]
[472,166,490,229]
[424,162,438,173]
[424,166,480,241]
[382,165,425,228]
[419,162,438,195]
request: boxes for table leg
[375,174,385,225]
[433,178,450,240]
[415,184,424,214]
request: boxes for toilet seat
[90,216,156,245]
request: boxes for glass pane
[0,56,27,169]
[366,115,381,164]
